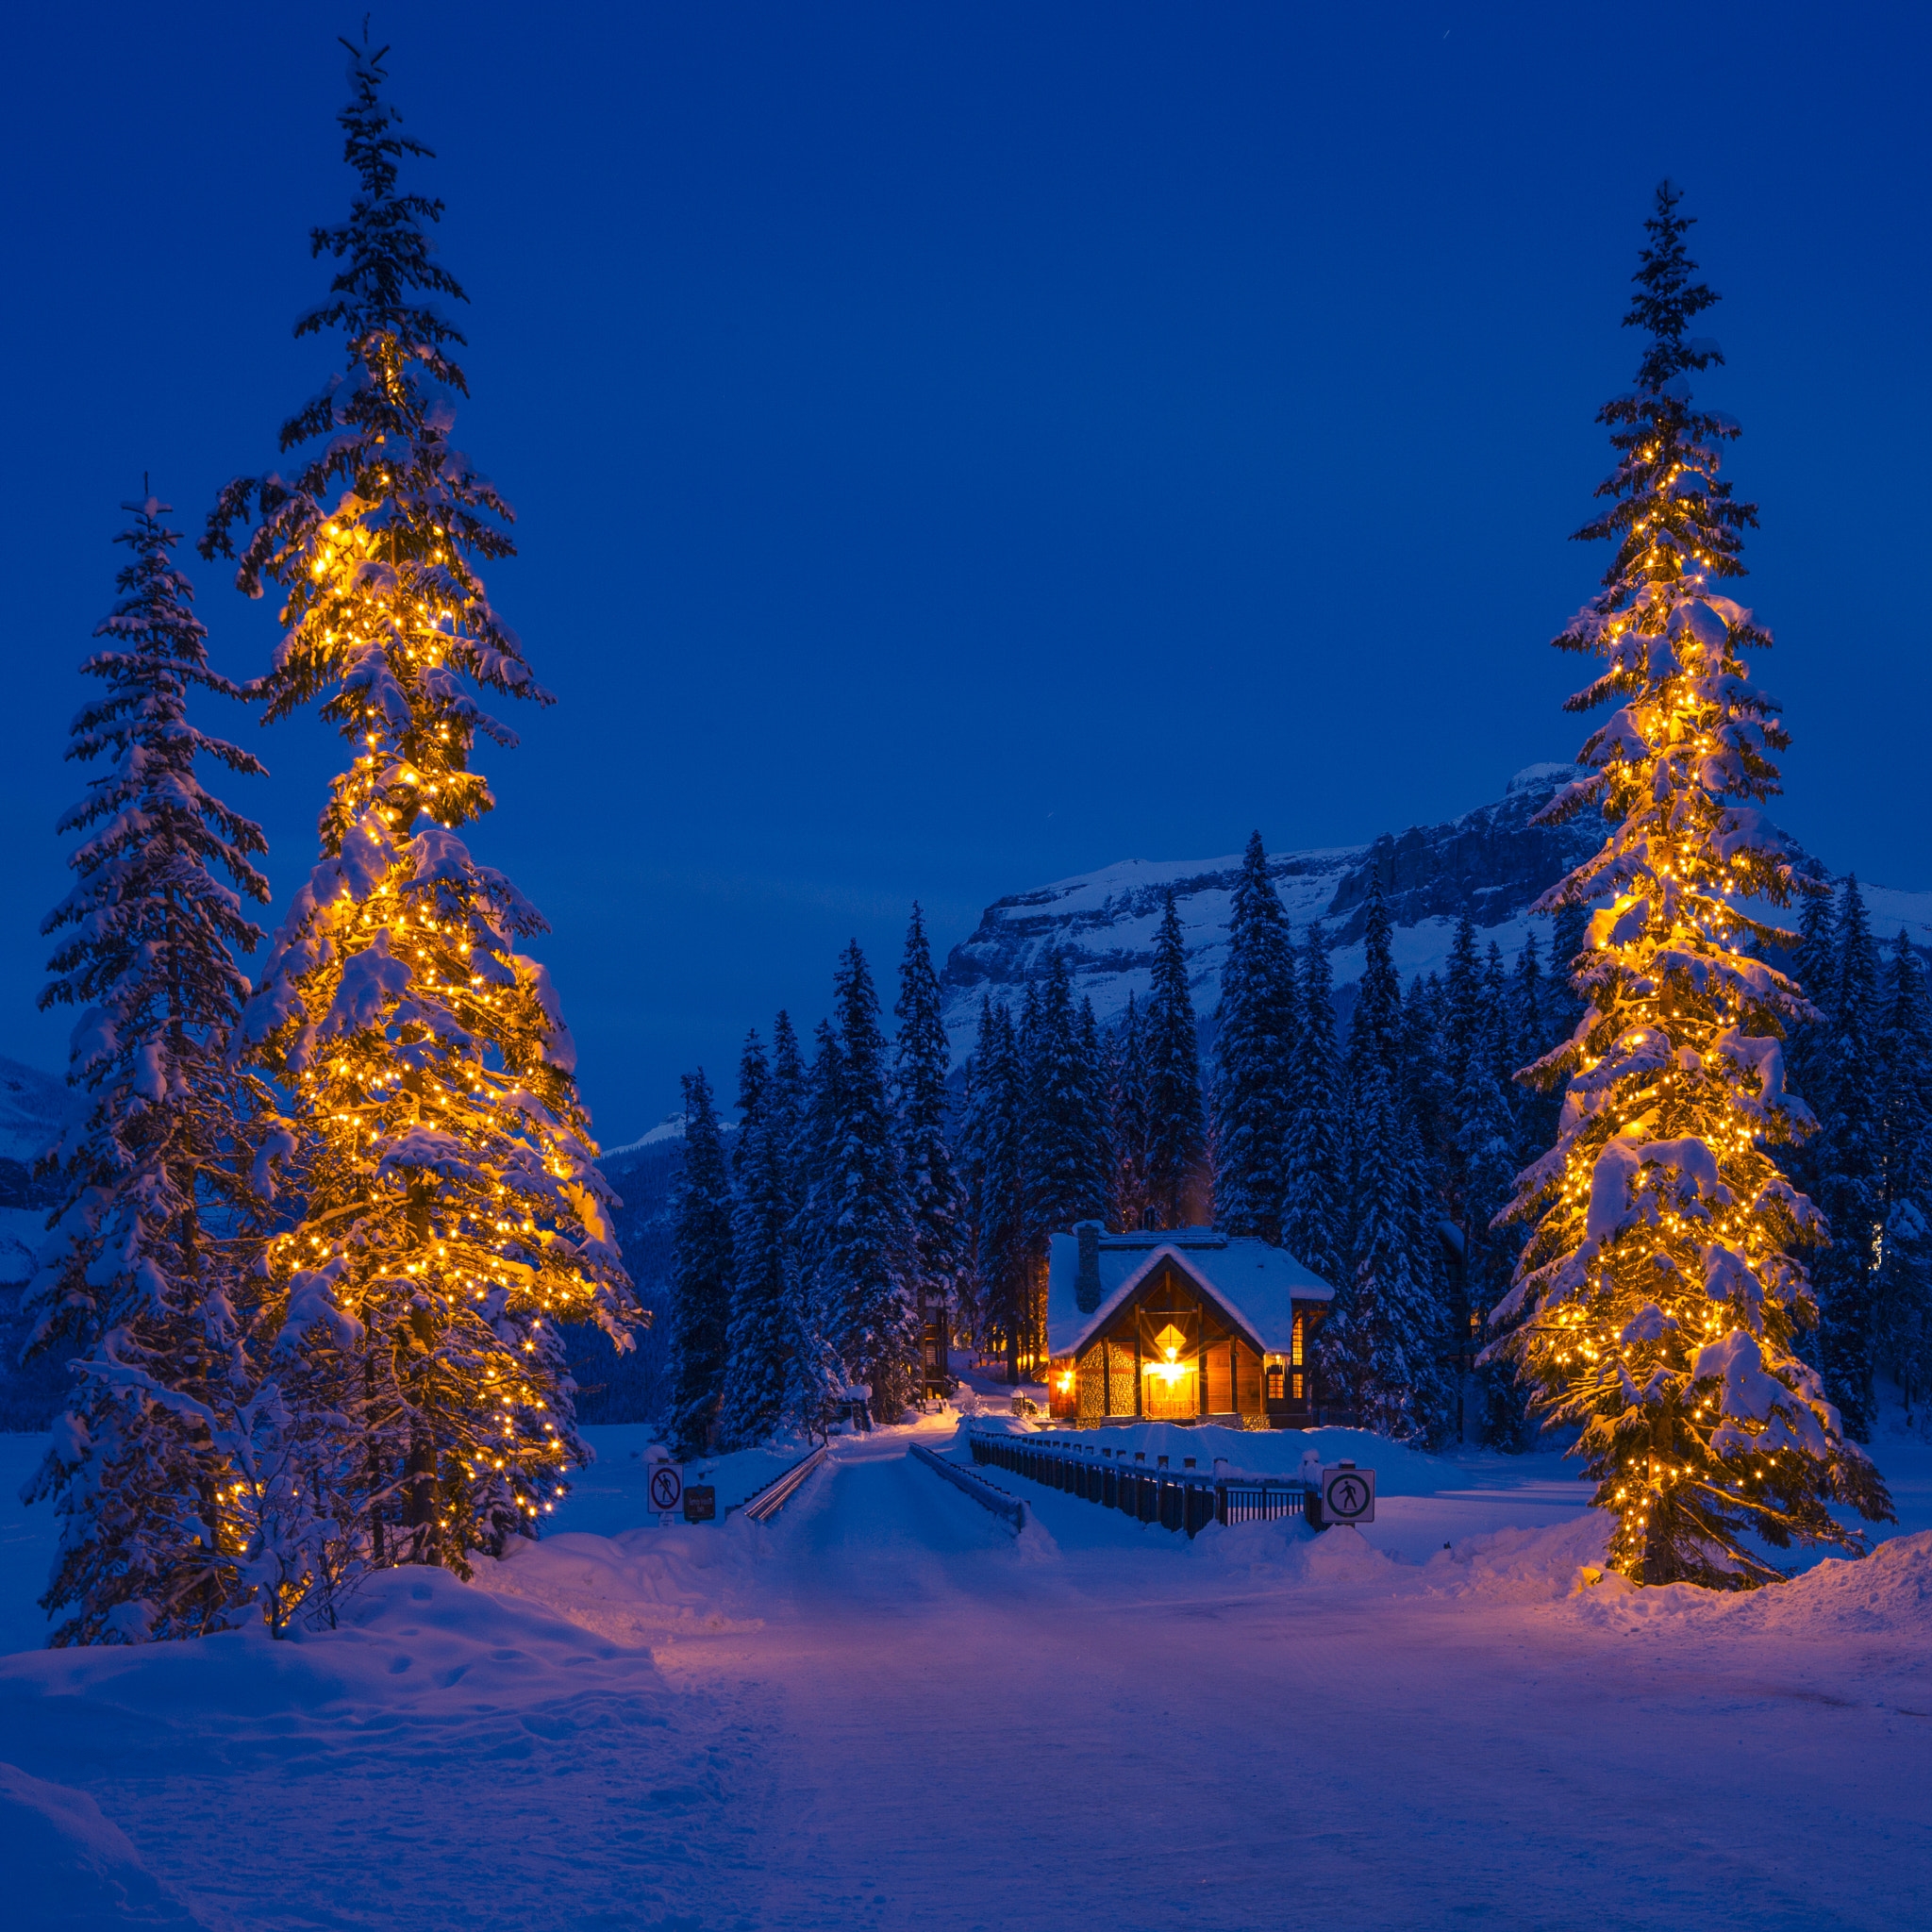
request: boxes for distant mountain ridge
[935,763,1932,1062]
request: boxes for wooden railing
[967,1430,1307,1539]
[736,1443,828,1523]
[908,1441,1026,1531]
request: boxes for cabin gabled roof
[1044,1227,1336,1359]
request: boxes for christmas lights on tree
[202,36,635,1575]
[1492,182,1891,1586]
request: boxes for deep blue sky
[4,3,1925,1143]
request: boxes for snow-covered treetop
[201,31,540,859]
[42,495,270,1067]
[1534,180,1805,983]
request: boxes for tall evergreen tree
[202,39,636,1575]
[783,1021,847,1430]
[1783,881,1839,1164]
[1322,1058,1456,1444]
[719,1030,793,1446]
[1874,933,1932,1419]
[667,1071,733,1456]
[1398,973,1451,1183]
[1811,877,1883,1436]
[806,943,916,1416]
[965,998,1029,1379]
[1142,894,1208,1227]
[1106,992,1150,1230]
[1454,982,1522,1324]
[1214,832,1297,1241]
[1496,181,1889,1585]
[1344,877,1404,1090]
[25,493,274,1644]
[1281,924,1349,1286]
[1024,948,1110,1246]
[1877,932,1932,1210]
[1509,928,1559,1171]
[894,906,968,1383]
[730,1028,768,1187]
[1442,913,1483,1098]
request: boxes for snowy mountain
[935,763,1932,1059]
[939,763,1590,1058]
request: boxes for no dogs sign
[1322,1465,1375,1524]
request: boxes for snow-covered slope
[937,763,1596,1058]
[0,1058,71,1174]
[937,763,1932,1058]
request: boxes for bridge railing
[736,1443,829,1523]
[908,1441,1025,1531]
[967,1429,1308,1539]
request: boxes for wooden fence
[968,1430,1308,1539]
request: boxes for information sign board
[682,1484,716,1524]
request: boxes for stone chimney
[1075,1222,1103,1313]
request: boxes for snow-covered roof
[1045,1227,1336,1358]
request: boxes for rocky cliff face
[936,763,1609,1058]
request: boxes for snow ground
[1,1415,1928,1930]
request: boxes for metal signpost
[1320,1462,1375,1525]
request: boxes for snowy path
[693,1439,1932,1931]
[2,1426,1929,1929]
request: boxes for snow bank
[0,1761,208,1929]
[1424,1511,1616,1603]
[0,1561,669,1786]
[1569,1527,1932,1641]
[1189,1515,1398,1587]
[472,1520,765,1642]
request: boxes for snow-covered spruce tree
[1454,981,1523,1325]
[1214,832,1297,1241]
[1874,933,1932,1419]
[1024,948,1111,1249]
[719,1029,792,1445]
[1494,181,1890,1585]
[1324,1058,1455,1443]
[1143,895,1208,1227]
[1281,923,1349,1285]
[781,1020,845,1433]
[965,997,1030,1379]
[1398,973,1451,1188]
[1344,879,1404,1094]
[26,494,273,1644]
[729,1027,768,1189]
[803,944,917,1417]
[201,39,635,1573]
[1811,877,1883,1436]
[1106,992,1150,1230]
[1443,914,1482,1099]
[667,1071,733,1457]
[1324,892,1455,1442]
[894,907,968,1347]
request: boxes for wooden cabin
[1043,1224,1335,1428]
